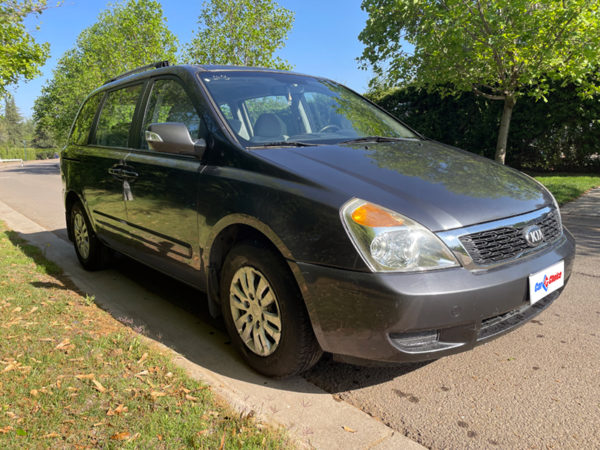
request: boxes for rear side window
[141,79,205,149]
[70,93,101,146]
[92,84,143,148]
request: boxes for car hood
[252,139,553,232]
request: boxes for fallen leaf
[30,389,39,397]
[75,374,95,380]
[93,422,105,427]
[92,379,107,393]
[3,363,16,373]
[150,391,166,399]
[185,394,198,402]
[110,431,131,441]
[107,404,128,416]
[0,426,12,434]
[218,433,226,450]
[137,353,148,364]
[55,338,71,349]
[12,307,22,313]
[342,425,357,433]
[42,432,61,438]
[197,430,209,436]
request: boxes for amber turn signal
[351,203,404,227]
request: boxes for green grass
[533,174,600,205]
[0,223,291,448]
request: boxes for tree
[0,0,50,96]
[358,0,600,164]
[0,94,24,146]
[183,0,294,70]
[33,0,177,144]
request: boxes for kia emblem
[524,225,544,247]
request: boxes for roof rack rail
[104,61,170,84]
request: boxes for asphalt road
[1,160,599,449]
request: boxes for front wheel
[220,242,322,377]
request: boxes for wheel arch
[204,214,295,317]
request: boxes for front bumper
[292,229,575,365]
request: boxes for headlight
[340,198,459,272]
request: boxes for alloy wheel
[229,266,282,356]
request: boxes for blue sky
[13,0,374,119]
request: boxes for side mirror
[145,122,206,158]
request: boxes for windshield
[200,71,418,147]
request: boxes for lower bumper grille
[477,290,559,341]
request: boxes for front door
[120,78,206,286]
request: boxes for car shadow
[8,228,425,393]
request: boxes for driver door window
[141,79,205,149]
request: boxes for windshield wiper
[340,136,415,144]
[248,141,319,148]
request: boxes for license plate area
[529,260,564,305]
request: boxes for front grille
[459,210,561,265]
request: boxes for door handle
[109,165,138,179]
[120,169,139,178]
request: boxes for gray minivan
[61,62,575,377]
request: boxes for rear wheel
[220,242,322,377]
[70,202,108,270]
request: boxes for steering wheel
[318,124,341,133]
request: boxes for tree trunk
[495,95,516,165]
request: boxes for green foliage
[0,94,39,151]
[368,81,600,172]
[184,0,294,69]
[33,0,178,145]
[359,0,600,163]
[0,95,24,146]
[0,147,58,160]
[0,0,50,96]
[359,0,600,98]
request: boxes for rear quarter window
[69,93,102,146]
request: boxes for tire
[220,241,322,378]
[70,201,108,271]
